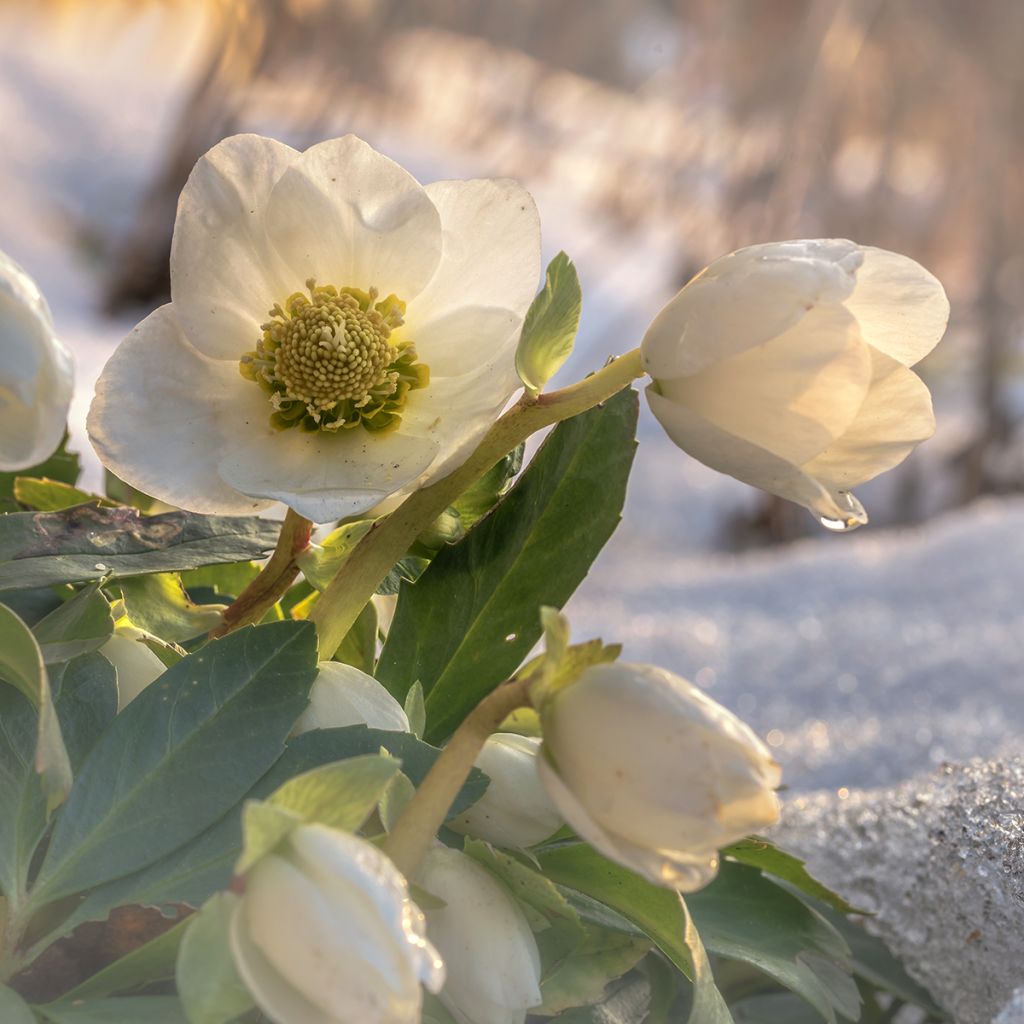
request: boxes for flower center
[239,280,429,434]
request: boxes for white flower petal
[641,238,862,380]
[657,304,872,466]
[406,305,523,379]
[294,662,410,734]
[802,350,935,490]
[264,136,442,302]
[170,134,299,360]
[218,420,440,524]
[646,385,860,525]
[410,178,541,321]
[843,246,949,367]
[87,305,273,515]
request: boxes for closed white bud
[420,847,542,1024]
[449,733,563,848]
[100,627,167,711]
[0,248,73,471]
[641,239,948,530]
[293,661,410,735]
[537,662,781,891]
[230,823,444,1024]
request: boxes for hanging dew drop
[817,491,868,532]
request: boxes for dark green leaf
[0,985,36,1024]
[29,621,317,907]
[180,563,261,601]
[33,584,113,664]
[731,992,826,1023]
[332,600,377,675]
[688,862,858,1023]
[724,838,865,916]
[34,997,187,1023]
[516,252,582,391]
[118,574,225,644]
[451,445,524,528]
[53,653,118,771]
[380,389,638,741]
[0,506,279,592]
[403,681,425,739]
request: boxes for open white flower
[292,661,410,735]
[230,823,444,1024]
[0,249,73,471]
[88,134,541,523]
[537,662,781,891]
[642,239,949,529]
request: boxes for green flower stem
[210,508,313,638]
[383,673,535,878]
[309,346,645,657]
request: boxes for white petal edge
[646,384,865,526]
[641,239,862,380]
[842,246,950,367]
[263,135,442,303]
[408,178,541,324]
[293,662,410,734]
[170,134,300,360]
[87,304,273,516]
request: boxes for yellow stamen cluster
[240,281,429,433]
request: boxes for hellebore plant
[0,134,953,1024]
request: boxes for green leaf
[32,584,113,664]
[180,563,261,601]
[515,252,582,391]
[237,754,401,873]
[176,893,255,1024]
[451,444,524,528]
[118,574,225,644]
[730,992,829,1023]
[687,862,859,1023]
[678,894,735,1024]
[0,603,72,814]
[379,771,416,832]
[296,521,372,592]
[0,435,80,513]
[535,843,695,980]
[403,681,425,739]
[723,838,865,916]
[61,917,189,999]
[379,388,638,741]
[13,478,116,512]
[0,506,279,592]
[332,600,377,675]
[552,973,654,1024]
[0,983,38,1024]
[52,653,118,770]
[35,997,187,1023]
[29,621,318,907]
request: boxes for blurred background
[2,0,1023,789]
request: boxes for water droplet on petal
[817,490,868,532]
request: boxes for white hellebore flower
[0,248,73,471]
[87,134,541,523]
[230,823,444,1024]
[293,660,410,735]
[642,239,949,529]
[449,733,563,848]
[99,626,167,711]
[420,846,542,1024]
[537,662,781,891]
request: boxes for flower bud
[293,661,409,735]
[641,239,948,529]
[100,627,167,711]
[536,662,781,891]
[420,847,542,1024]
[0,248,73,471]
[230,823,444,1024]
[448,733,563,848]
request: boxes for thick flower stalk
[229,823,444,1024]
[448,733,563,849]
[536,662,782,891]
[0,248,73,471]
[642,239,949,529]
[419,846,542,1024]
[292,661,410,735]
[88,133,541,523]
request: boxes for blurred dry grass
[14,0,1024,540]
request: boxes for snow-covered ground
[2,4,1018,805]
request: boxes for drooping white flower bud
[99,627,167,711]
[641,239,949,530]
[448,733,562,849]
[0,248,73,471]
[230,823,444,1024]
[420,847,542,1024]
[293,661,410,734]
[536,662,781,891]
